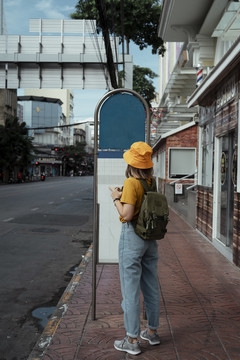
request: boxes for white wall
[98,157,126,263]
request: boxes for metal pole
[0,0,3,35]
[92,97,100,320]
[91,88,150,320]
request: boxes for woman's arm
[110,187,135,222]
[114,201,134,222]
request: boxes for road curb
[27,244,93,360]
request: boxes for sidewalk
[29,209,240,360]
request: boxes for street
[0,176,93,360]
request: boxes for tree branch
[95,0,118,89]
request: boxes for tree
[0,117,35,181]
[71,0,165,56]
[119,65,157,107]
[94,0,118,88]
[62,142,88,175]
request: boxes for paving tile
[44,345,77,360]
[39,209,240,360]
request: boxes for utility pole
[95,0,118,89]
[0,0,7,35]
[0,0,3,35]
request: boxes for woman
[110,141,160,356]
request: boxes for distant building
[18,95,71,177]
[24,89,74,144]
[73,128,86,145]
[0,89,17,125]
[18,95,70,146]
[74,118,94,153]
[17,103,23,123]
[85,121,94,152]
[0,0,17,125]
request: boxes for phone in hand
[108,186,123,192]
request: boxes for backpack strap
[138,178,157,193]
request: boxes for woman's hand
[110,187,122,200]
[110,187,134,221]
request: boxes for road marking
[3,217,14,222]
[48,202,54,204]
[61,197,65,200]
[31,207,39,211]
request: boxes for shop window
[168,148,195,179]
[202,123,213,187]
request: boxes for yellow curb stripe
[43,318,61,336]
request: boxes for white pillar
[124,54,133,89]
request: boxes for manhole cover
[31,228,59,233]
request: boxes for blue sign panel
[99,92,145,150]
[98,150,123,158]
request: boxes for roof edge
[152,120,197,152]
[18,95,63,105]
[158,0,175,39]
[187,35,240,107]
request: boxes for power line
[87,19,110,90]
[27,121,91,130]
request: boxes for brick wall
[153,124,198,190]
[233,192,240,267]
[165,125,198,184]
[196,186,213,240]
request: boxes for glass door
[219,133,235,247]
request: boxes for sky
[3,0,160,122]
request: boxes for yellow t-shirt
[119,177,152,223]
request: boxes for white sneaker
[140,329,161,345]
[114,337,141,355]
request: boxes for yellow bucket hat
[123,141,153,169]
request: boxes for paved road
[0,176,93,360]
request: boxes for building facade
[0,89,17,125]
[18,95,70,177]
[157,0,240,266]
[24,88,74,145]
[188,40,240,265]
[74,118,94,153]
[153,122,198,227]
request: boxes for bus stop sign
[99,92,146,149]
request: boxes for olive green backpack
[132,178,169,240]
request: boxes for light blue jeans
[118,222,160,338]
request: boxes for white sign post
[175,183,183,194]
[92,88,150,319]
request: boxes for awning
[164,68,197,97]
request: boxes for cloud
[36,0,74,19]
[4,0,30,34]
[4,0,77,35]
[4,0,23,7]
